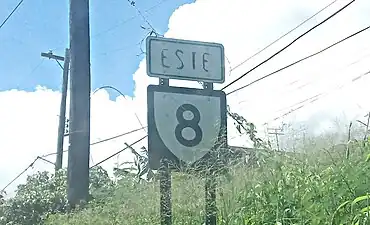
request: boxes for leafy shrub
[0,166,114,225]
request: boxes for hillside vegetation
[1,135,370,225]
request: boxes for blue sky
[1,0,370,196]
[0,0,194,99]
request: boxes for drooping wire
[92,85,147,133]
[90,135,148,168]
[0,0,24,30]
[221,0,356,91]
[0,134,148,193]
[230,0,339,72]
[267,69,370,123]
[226,25,370,96]
[41,126,147,158]
[127,0,158,36]
[0,157,38,193]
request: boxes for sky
[1,0,370,196]
[0,0,193,96]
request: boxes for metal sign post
[158,78,172,225]
[146,36,227,225]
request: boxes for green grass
[45,141,370,225]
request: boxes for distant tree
[0,166,114,225]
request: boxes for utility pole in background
[356,112,370,148]
[267,127,284,151]
[67,0,91,207]
[41,49,70,171]
[363,112,370,142]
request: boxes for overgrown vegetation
[2,115,370,224]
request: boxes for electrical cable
[267,69,370,123]
[237,49,370,106]
[0,129,147,193]
[90,135,147,168]
[0,0,24,30]
[1,130,148,192]
[92,85,146,133]
[0,157,38,193]
[230,0,339,72]
[128,1,157,35]
[41,126,147,158]
[221,0,355,91]
[36,156,55,166]
[90,126,147,146]
[92,0,167,38]
[274,93,325,114]
[226,24,370,96]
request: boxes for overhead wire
[90,135,147,168]
[50,0,169,52]
[221,0,356,91]
[230,0,339,72]
[267,69,370,123]
[226,24,370,96]
[92,85,146,133]
[0,157,38,193]
[41,126,147,158]
[92,0,166,38]
[0,0,24,30]
[128,1,158,35]
[237,48,370,106]
[1,127,148,193]
[90,126,147,146]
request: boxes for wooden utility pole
[41,49,70,171]
[356,112,370,149]
[363,112,370,142]
[267,127,284,151]
[67,0,91,207]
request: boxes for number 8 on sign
[175,104,203,147]
[147,85,227,169]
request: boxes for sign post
[146,36,227,225]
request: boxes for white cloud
[132,0,370,140]
[1,0,370,196]
[0,87,147,197]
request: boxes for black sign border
[147,84,228,172]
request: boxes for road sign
[147,85,227,170]
[146,36,225,83]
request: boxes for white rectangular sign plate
[146,36,225,83]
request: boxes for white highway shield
[147,85,227,166]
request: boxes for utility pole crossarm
[268,132,284,135]
[267,127,285,151]
[41,52,65,61]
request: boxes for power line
[92,0,167,38]
[49,0,170,53]
[268,69,370,122]
[146,0,170,12]
[221,0,355,91]
[0,0,24,30]
[237,50,370,106]
[274,93,324,114]
[226,24,370,96]
[0,157,38,193]
[128,1,157,35]
[92,85,146,133]
[90,126,147,146]
[0,129,147,193]
[41,126,147,158]
[90,135,147,168]
[230,0,339,72]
